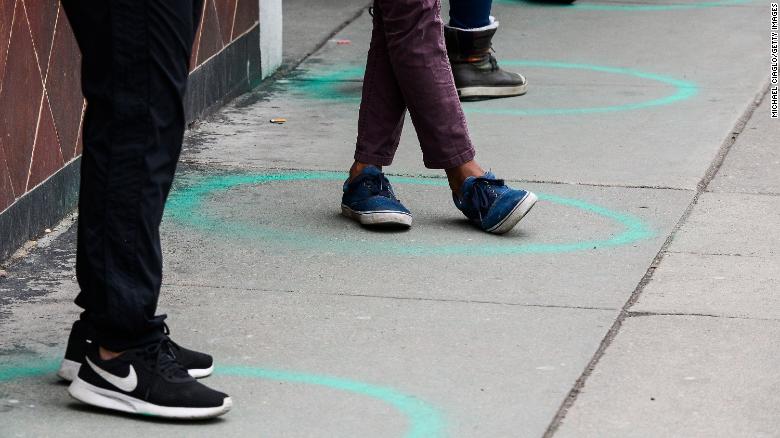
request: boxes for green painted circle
[0,360,444,438]
[467,61,697,116]
[494,0,755,11]
[164,171,654,255]
[293,61,698,116]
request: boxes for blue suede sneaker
[453,172,537,234]
[341,166,413,227]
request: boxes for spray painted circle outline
[494,0,756,11]
[163,171,654,255]
[0,360,444,438]
[293,60,698,116]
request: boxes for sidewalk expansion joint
[542,80,772,438]
[627,311,780,322]
[704,188,780,197]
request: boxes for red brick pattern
[233,0,259,43]
[27,93,63,189]
[0,0,258,213]
[0,1,44,197]
[196,1,226,66]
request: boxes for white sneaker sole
[458,82,529,99]
[341,205,413,227]
[58,359,81,382]
[486,191,538,235]
[68,377,232,419]
[59,360,214,381]
[188,365,214,379]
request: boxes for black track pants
[62,0,203,351]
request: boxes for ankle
[349,161,380,182]
[99,346,124,361]
[446,161,485,196]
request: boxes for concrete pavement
[1,0,777,437]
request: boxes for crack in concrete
[542,80,773,438]
[163,282,296,294]
[666,250,766,258]
[325,293,618,312]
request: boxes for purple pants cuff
[354,149,396,167]
[423,147,476,169]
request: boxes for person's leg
[449,0,493,29]
[347,0,536,234]
[67,0,199,353]
[446,0,528,100]
[352,4,407,174]
[61,0,230,418]
[353,0,502,180]
[344,0,481,227]
[374,0,476,170]
[341,2,415,228]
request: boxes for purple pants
[354,0,475,169]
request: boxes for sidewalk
[1,1,777,437]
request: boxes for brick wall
[0,0,265,259]
[0,0,259,215]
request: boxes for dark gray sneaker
[444,18,528,101]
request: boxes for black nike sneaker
[68,339,232,419]
[58,320,214,381]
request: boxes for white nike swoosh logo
[86,357,138,392]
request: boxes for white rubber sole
[68,377,232,419]
[341,205,413,227]
[458,82,529,99]
[188,365,214,379]
[58,359,81,382]
[486,191,538,235]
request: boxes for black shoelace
[361,173,397,200]
[161,323,183,358]
[488,53,500,72]
[467,177,506,221]
[143,338,190,381]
